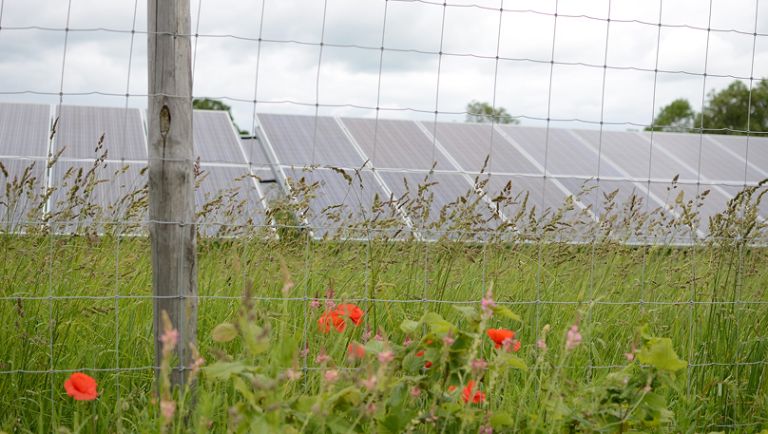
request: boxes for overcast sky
[0,0,766,133]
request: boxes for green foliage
[647,78,768,134]
[192,97,249,135]
[646,98,695,132]
[465,100,519,124]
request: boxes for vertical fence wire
[687,0,715,400]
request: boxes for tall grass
[1,145,767,432]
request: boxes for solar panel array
[1,101,766,241]
[0,102,271,234]
[256,113,768,241]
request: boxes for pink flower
[160,328,179,350]
[315,352,331,364]
[324,369,339,383]
[403,337,413,347]
[502,338,522,353]
[361,375,377,391]
[471,358,488,373]
[410,386,421,397]
[536,339,547,351]
[160,399,176,422]
[443,334,455,346]
[481,288,496,317]
[284,368,302,381]
[565,325,582,351]
[480,425,493,434]
[378,351,394,364]
[310,299,321,309]
[625,352,635,362]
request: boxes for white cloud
[0,0,764,134]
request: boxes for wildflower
[160,399,176,423]
[310,299,321,309]
[318,303,365,333]
[299,345,310,359]
[366,402,377,416]
[318,310,345,333]
[471,358,488,373]
[190,356,205,375]
[565,324,582,351]
[284,368,302,381]
[415,350,425,357]
[403,337,413,347]
[378,350,394,364]
[502,338,522,353]
[160,328,179,352]
[347,342,366,361]
[487,328,515,349]
[424,361,433,369]
[410,386,421,397]
[448,385,457,393]
[461,380,486,404]
[481,287,496,317]
[64,372,98,401]
[374,329,385,341]
[443,334,455,346]
[536,339,547,351]
[361,375,377,391]
[479,425,493,434]
[324,369,339,383]
[335,304,364,326]
[625,343,637,362]
[315,351,331,364]
[362,327,372,342]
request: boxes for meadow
[1,158,768,432]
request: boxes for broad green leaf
[364,339,385,355]
[499,353,528,371]
[490,412,514,428]
[421,312,454,334]
[452,305,480,322]
[637,337,687,372]
[491,305,522,322]
[204,361,246,380]
[400,319,419,334]
[211,322,238,342]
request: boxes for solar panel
[283,167,401,236]
[378,171,497,232]
[0,158,46,228]
[195,165,266,231]
[0,102,51,157]
[49,161,147,231]
[53,105,147,160]
[193,110,247,164]
[497,126,623,178]
[257,114,364,168]
[648,131,752,182]
[240,137,272,168]
[341,118,454,171]
[427,122,540,174]
[701,134,768,183]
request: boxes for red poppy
[318,310,346,333]
[424,361,433,369]
[448,385,457,393]
[335,304,364,326]
[487,328,515,349]
[347,342,366,360]
[461,380,485,404]
[317,303,365,333]
[415,350,425,357]
[64,372,98,401]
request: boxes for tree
[646,98,695,132]
[192,98,249,135]
[697,79,768,134]
[646,78,768,135]
[465,100,519,124]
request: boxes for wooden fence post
[147,0,197,387]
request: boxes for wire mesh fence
[1,0,767,431]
